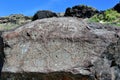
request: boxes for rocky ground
[0,14,31,30]
[1,3,120,30]
[0,17,120,80]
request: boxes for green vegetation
[89,9,120,26]
[0,14,32,30]
[0,23,19,30]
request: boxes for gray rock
[1,17,120,79]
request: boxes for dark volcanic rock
[0,17,120,79]
[1,72,94,80]
[32,10,58,21]
[0,32,5,77]
[113,2,120,13]
[64,5,98,18]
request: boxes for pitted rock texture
[32,10,57,21]
[1,17,120,80]
[64,5,98,18]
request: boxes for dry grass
[0,23,19,31]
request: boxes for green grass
[88,9,120,27]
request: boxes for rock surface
[113,2,120,13]
[64,5,98,18]
[32,10,57,21]
[1,17,120,80]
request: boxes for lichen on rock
[0,17,120,80]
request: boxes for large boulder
[1,17,120,80]
[32,10,57,21]
[113,2,120,13]
[64,5,99,18]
